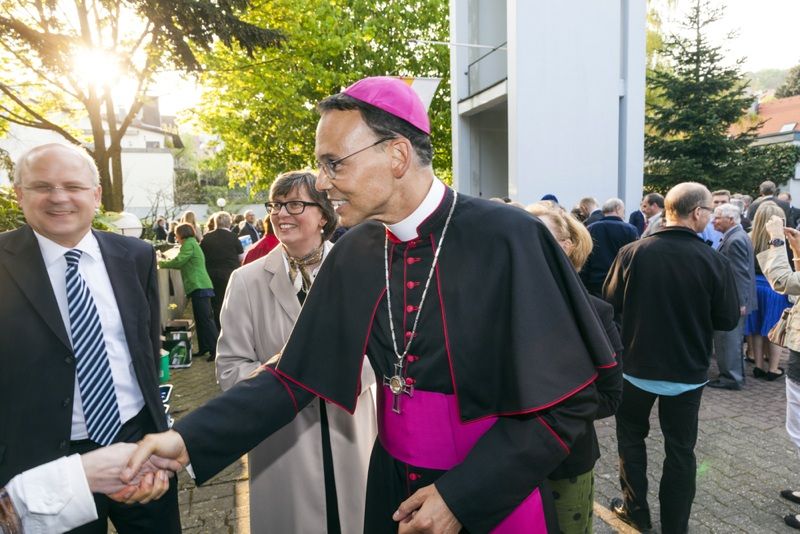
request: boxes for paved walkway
[593,356,797,533]
[167,357,250,533]
[166,355,797,533]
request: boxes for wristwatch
[769,238,786,247]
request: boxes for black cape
[277,188,615,421]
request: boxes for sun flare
[72,47,121,89]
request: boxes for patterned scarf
[284,242,325,293]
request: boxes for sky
[662,0,800,72]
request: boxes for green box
[159,349,170,383]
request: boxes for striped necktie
[65,249,121,446]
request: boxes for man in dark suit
[579,197,603,226]
[580,198,638,296]
[238,209,261,244]
[748,180,792,222]
[200,211,244,330]
[628,208,645,237]
[778,192,800,229]
[0,143,179,533]
[708,202,756,390]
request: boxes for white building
[450,0,647,212]
[0,98,181,217]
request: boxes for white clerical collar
[386,179,446,242]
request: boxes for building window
[146,141,161,149]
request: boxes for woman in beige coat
[215,171,376,534]
[758,214,800,530]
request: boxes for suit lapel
[1,226,72,350]
[264,249,301,322]
[95,231,142,351]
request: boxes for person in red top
[242,217,280,265]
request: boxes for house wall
[451,0,646,214]
[0,122,175,214]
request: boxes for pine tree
[645,0,759,193]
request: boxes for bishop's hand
[120,430,189,503]
[394,484,462,534]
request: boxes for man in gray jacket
[708,203,757,390]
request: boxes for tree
[0,0,283,211]
[192,0,451,193]
[776,63,800,98]
[645,0,760,193]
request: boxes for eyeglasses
[696,205,713,212]
[316,136,395,179]
[265,201,321,215]
[22,184,94,195]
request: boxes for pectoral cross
[383,362,414,414]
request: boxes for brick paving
[166,357,250,534]
[593,355,797,533]
[163,351,797,533]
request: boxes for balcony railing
[466,41,507,96]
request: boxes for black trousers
[67,408,181,534]
[615,380,704,534]
[190,293,219,357]
[208,272,232,331]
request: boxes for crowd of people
[3,76,800,534]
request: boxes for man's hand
[121,430,189,487]
[109,470,171,505]
[81,443,174,504]
[393,484,461,534]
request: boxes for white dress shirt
[33,230,145,440]
[6,454,97,533]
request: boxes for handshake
[90,430,189,503]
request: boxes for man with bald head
[125,77,615,533]
[0,143,179,532]
[603,182,740,533]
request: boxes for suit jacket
[215,244,376,534]
[0,225,167,485]
[584,209,603,226]
[717,225,757,313]
[238,222,260,244]
[628,210,645,237]
[199,228,243,280]
[748,196,792,223]
[640,211,664,237]
[581,215,638,288]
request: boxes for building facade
[450,0,646,212]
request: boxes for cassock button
[407,355,419,362]
[405,377,416,385]
[404,331,414,339]
[406,305,418,313]
[406,257,417,265]
[406,281,420,289]
[408,473,421,481]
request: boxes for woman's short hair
[526,201,593,271]
[175,222,196,240]
[269,171,338,240]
